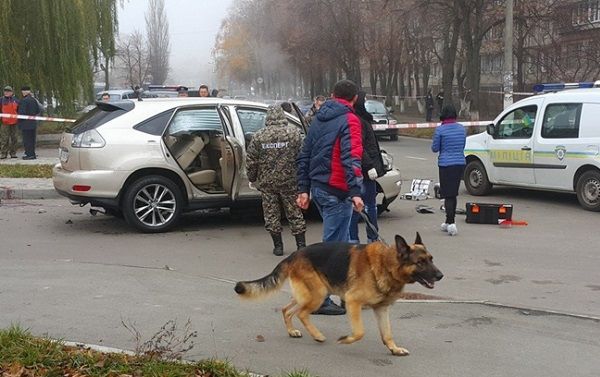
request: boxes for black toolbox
[465,202,513,224]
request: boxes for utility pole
[503,0,514,109]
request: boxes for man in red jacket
[0,86,19,159]
[296,79,364,315]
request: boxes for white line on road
[405,156,427,161]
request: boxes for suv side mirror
[486,123,496,137]
[387,106,394,113]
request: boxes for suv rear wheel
[464,160,492,196]
[576,170,600,211]
[122,175,183,232]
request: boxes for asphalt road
[0,136,599,376]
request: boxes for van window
[541,103,582,139]
[496,105,537,139]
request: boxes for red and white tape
[373,120,490,130]
[0,113,76,123]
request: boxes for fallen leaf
[255,335,265,342]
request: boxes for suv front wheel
[122,175,184,232]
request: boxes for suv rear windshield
[70,102,133,134]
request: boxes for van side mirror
[387,106,394,113]
[486,123,496,137]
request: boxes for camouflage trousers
[0,124,18,157]
[261,189,306,235]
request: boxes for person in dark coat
[425,88,434,122]
[431,104,466,236]
[18,86,40,160]
[436,90,444,116]
[349,91,385,243]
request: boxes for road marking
[405,156,427,161]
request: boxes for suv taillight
[71,129,106,148]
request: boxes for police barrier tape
[372,120,491,130]
[1,112,491,129]
[0,113,76,123]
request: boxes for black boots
[295,232,306,250]
[271,232,283,256]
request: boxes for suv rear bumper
[53,164,126,202]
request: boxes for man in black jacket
[349,91,385,243]
[18,86,40,160]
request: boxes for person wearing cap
[18,85,40,160]
[177,86,189,97]
[0,86,19,159]
[246,105,306,256]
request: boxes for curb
[0,181,60,200]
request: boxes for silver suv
[53,98,402,232]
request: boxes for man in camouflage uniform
[247,105,306,256]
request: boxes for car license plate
[59,148,69,163]
[373,124,387,131]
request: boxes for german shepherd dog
[234,233,443,356]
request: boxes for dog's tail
[234,257,291,299]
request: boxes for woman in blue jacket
[431,104,466,236]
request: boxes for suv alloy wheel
[122,175,184,232]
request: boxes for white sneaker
[447,223,458,236]
[441,223,449,232]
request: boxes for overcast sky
[118,0,234,87]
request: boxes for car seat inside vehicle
[164,130,226,193]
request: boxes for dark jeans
[311,187,352,242]
[426,108,433,122]
[445,196,457,224]
[349,179,377,243]
[21,129,37,157]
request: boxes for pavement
[1,136,599,376]
[0,147,59,200]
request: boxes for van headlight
[71,129,106,148]
[381,150,393,171]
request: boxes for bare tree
[116,30,150,88]
[145,0,170,85]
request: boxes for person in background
[431,104,466,236]
[279,101,292,113]
[177,87,189,97]
[304,95,326,125]
[425,88,434,122]
[296,79,364,315]
[246,105,306,256]
[18,86,40,160]
[101,92,111,102]
[0,86,19,159]
[199,85,210,97]
[436,90,444,116]
[349,91,385,244]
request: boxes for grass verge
[0,326,316,377]
[0,164,54,178]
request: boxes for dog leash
[359,210,387,244]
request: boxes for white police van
[464,82,600,211]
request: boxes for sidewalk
[0,147,59,200]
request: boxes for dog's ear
[415,232,423,245]
[395,234,410,258]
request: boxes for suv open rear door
[217,105,243,200]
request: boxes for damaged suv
[53,98,402,232]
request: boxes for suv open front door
[217,106,243,200]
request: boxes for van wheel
[576,170,600,211]
[123,175,183,232]
[464,160,492,196]
[390,134,399,141]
